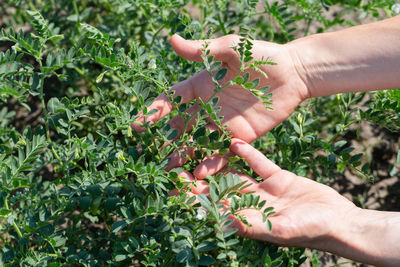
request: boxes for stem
[328,118,361,144]
[150,24,165,47]
[4,198,23,238]
[217,12,227,35]
[304,19,312,36]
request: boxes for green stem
[328,118,361,144]
[150,24,165,47]
[304,19,312,36]
[4,198,23,238]
[217,11,227,35]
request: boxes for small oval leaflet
[215,68,228,81]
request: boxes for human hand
[132,34,309,177]
[180,138,400,266]
[181,138,356,247]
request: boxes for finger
[131,78,196,132]
[225,167,259,193]
[176,170,209,195]
[169,170,195,196]
[165,146,195,171]
[164,120,221,171]
[193,152,231,179]
[225,209,281,244]
[167,102,199,137]
[229,138,281,180]
[171,34,239,65]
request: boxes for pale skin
[179,139,400,267]
[133,15,400,265]
[133,15,400,177]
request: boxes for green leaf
[267,219,272,231]
[349,153,363,164]
[197,241,217,252]
[47,97,63,114]
[115,254,128,261]
[129,237,139,249]
[244,56,253,62]
[242,72,250,83]
[217,253,226,260]
[167,129,179,140]
[79,196,92,211]
[96,71,107,83]
[209,181,219,203]
[197,194,212,211]
[112,220,127,232]
[176,248,193,263]
[193,127,206,141]
[225,239,239,247]
[198,136,210,146]
[223,228,238,238]
[30,72,40,92]
[215,68,227,81]
[198,256,216,265]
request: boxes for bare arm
[185,139,400,266]
[287,15,400,98]
[323,208,400,266]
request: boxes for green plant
[1,0,399,266]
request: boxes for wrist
[323,207,400,266]
[279,41,312,101]
[284,35,333,99]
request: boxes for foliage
[0,0,399,266]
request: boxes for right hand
[132,34,310,177]
[183,138,358,248]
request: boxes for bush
[0,0,399,266]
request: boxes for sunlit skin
[132,16,400,179]
[132,34,308,176]
[133,16,400,265]
[178,138,400,267]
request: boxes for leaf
[244,56,253,62]
[112,220,127,232]
[47,97,63,114]
[96,71,107,83]
[223,227,238,238]
[30,72,40,92]
[198,256,216,265]
[173,227,192,238]
[115,254,128,261]
[349,153,363,164]
[197,194,212,211]
[242,72,250,83]
[225,239,239,246]
[79,196,92,211]
[193,126,206,141]
[217,252,226,260]
[215,68,227,81]
[27,10,50,38]
[176,248,193,263]
[267,219,272,231]
[196,241,217,252]
[198,136,210,146]
[167,129,179,140]
[209,181,219,203]
[128,237,139,249]
[80,23,103,39]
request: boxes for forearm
[286,15,400,98]
[320,208,400,266]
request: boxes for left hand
[132,34,309,177]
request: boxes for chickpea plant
[1,0,399,266]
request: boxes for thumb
[170,34,239,63]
